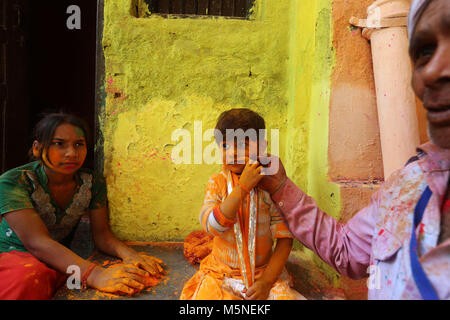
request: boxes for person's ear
[32,141,40,158]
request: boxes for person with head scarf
[257,0,449,300]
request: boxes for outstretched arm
[89,206,163,277]
[5,209,95,276]
[258,155,377,279]
[4,209,149,294]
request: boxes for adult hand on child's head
[257,154,288,195]
[122,252,164,277]
[239,160,264,191]
[87,264,148,295]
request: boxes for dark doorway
[1,0,98,173]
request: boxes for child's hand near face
[218,160,264,222]
[239,160,263,192]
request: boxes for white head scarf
[408,0,434,41]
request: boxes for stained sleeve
[0,174,34,215]
[199,176,236,236]
[271,178,378,279]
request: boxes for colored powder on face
[42,149,57,170]
[75,127,85,138]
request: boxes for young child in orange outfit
[180,108,305,300]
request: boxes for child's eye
[52,142,63,146]
[75,142,85,147]
[222,143,230,150]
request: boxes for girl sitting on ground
[0,112,163,299]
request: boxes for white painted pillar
[350,0,420,179]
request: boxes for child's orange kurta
[180,169,305,300]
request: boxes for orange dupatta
[226,169,259,289]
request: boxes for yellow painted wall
[297,0,340,219]
[101,0,340,242]
[287,0,342,285]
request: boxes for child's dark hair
[215,108,265,143]
[29,112,91,161]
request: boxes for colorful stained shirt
[199,168,293,270]
[0,161,107,253]
[272,142,450,300]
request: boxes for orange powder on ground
[183,230,214,265]
[92,256,166,297]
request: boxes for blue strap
[409,186,439,300]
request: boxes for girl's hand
[239,160,263,192]
[122,252,164,277]
[242,278,272,300]
[87,264,148,295]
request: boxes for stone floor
[54,216,366,300]
[53,242,197,300]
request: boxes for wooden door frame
[94,0,105,176]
